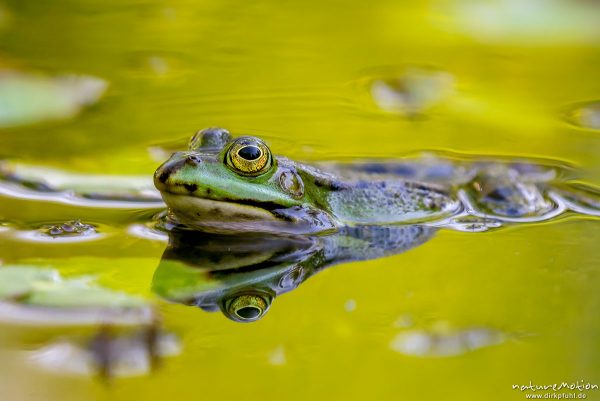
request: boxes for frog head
[154,128,338,234]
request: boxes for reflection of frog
[154,128,600,235]
[152,225,435,322]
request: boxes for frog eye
[225,137,272,176]
[221,293,272,323]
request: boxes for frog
[153,127,600,235]
[1,127,598,236]
[154,128,458,235]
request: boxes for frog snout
[154,156,187,191]
[154,153,209,195]
[153,162,172,191]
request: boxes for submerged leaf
[0,71,107,128]
[0,265,145,309]
[26,280,146,309]
[0,266,58,299]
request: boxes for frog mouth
[159,192,338,235]
[160,192,280,222]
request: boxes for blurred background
[0,0,600,400]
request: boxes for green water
[1,0,600,400]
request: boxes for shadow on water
[152,224,436,322]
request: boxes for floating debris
[368,66,455,117]
[563,101,600,131]
[344,299,357,312]
[392,314,414,329]
[0,71,107,128]
[29,330,180,378]
[122,51,189,79]
[435,0,600,44]
[390,326,507,357]
[148,56,169,76]
[42,220,96,238]
[267,345,287,366]
[16,222,102,243]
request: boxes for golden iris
[226,137,272,176]
[227,294,268,321]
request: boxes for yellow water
[1,0,600,400]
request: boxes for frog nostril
[185,154,201,166]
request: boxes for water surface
[0,1,600,400]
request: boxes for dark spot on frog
[156,157,189,185]
[314,177,346,191]
[183,183,198,193]
[205,188,212,195]
[220,198,287,212]
[158,170,170,184]
[271,209,295,222]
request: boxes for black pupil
[238,145,261,161]
[236,306,261,319]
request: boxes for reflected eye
[226,137,272,176]
[222,293,272,323]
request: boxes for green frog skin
[154,128,461,235]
